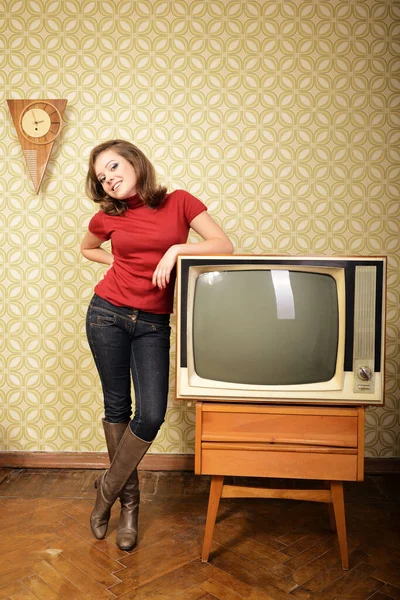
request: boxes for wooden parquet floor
[0,468,399,600]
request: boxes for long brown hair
[85,139,168,215]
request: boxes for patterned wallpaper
[1,0,399,457]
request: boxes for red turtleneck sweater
[88,190,207,313]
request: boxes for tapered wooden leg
[201,475,224,563]
[324,481,336,532]
[330,481,349,570]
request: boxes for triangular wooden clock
[7,98,67,194]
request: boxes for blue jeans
[86,294,171,442]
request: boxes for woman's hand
[152,245,180,289]
[152,211,233,290]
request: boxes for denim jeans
[86,294,171,442]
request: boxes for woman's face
[94,149,138,199]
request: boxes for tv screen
[193,270,339,386]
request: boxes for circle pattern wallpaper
[1,0,399,456]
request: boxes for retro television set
[176,255,387,406]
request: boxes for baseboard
[0,452,399,473]
[0,451,195,471]
[364,458,400,474]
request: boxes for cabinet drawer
[201,406,358,448]
[201,444,359,481]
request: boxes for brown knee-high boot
[101,419,141,550]
[90,425,151,546]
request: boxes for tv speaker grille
[353,266,376,361]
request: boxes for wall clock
[7,98,67,194]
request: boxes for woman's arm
[152,211,234,289]
[180,211,234,256]
[80,231,113,265]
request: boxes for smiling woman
[80,139,233,552]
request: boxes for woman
[81,139,233,551]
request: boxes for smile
[112,182,122,192]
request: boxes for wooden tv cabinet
[195,402,365,570]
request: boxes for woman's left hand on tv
[152,245,180,289]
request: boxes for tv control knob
[358,366,372,381]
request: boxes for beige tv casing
[175,255,386,406]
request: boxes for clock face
[20,101,62,145]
